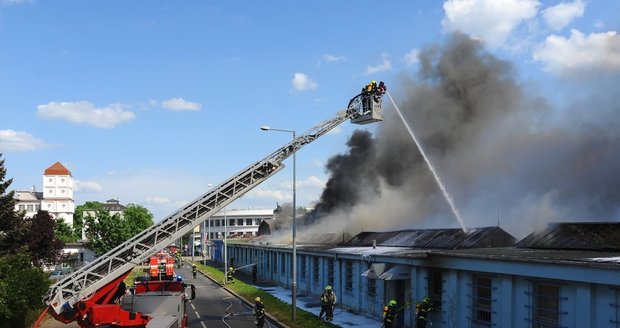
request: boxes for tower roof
[44,162,72,176]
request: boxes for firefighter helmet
[255,297,261,302]
[325,285,332,291]
[423,297,430,303]
[389,299,397,306]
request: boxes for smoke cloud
[301,32,620,239]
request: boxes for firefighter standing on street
[192,264,197,279]
[319,285,337,321]
[254,296,266,328]
[416,297,433,328]
[383,299,398,328]
[227,266,235,283]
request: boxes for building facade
[14,162,75,225]
[221,223,620,328]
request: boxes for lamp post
[260,125,297,321]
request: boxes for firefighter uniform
[319,285,337,321]
[383,299,398,328]
[254,297,266,328]
[416,297,433,328]
[227,267,235,283]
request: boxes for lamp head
[260,126,271,131]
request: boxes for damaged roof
[345,226,516,249]
[515,222,620,251]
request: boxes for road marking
[195,310,200,317]
[201,321,207,328]
[191,303,196,310]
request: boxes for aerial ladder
[39,90,384,327]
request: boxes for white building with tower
[14,162,75,226]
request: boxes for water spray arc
[386,91,468,232]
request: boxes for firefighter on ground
[416,297,433,328]
[192,264,197,279]
[227,266,235,283]
[254,296,266,328]
[383,299,398,328]
[319,285,337,321]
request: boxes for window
[611,286,620,326]
[61,190,65,194]
[472,276,492,328]
[48,189,53,193]
[229,219,235,226]
[48,178,52,182]
[532,282,561,328]
[345,260,353,292]
[255,218,262,225]
[27,204,34,211]
[47,204,52,208]
[312,257,320,284]
[271,253,277,273]
[215,219,220,227]
[367,273,376,298]
[280,253,286,275]
[209,219,213,227]
[35,205,40,211]
[327,259,334,287]
[19,204,25,211]
[429,270,443,312]
[61,178,65,182]
[237,219,243,226]
[246,218,253,226]
[62,204,66,208]
[300,255,306,280]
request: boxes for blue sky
[1,0,618,223]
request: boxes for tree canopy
[0,154,51,327]
[84,203,154,255]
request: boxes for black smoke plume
[302,32,620,238]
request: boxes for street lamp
[260,125,297,321]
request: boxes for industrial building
[218,222,620,328]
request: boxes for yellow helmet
[255,297,261,302]
[389,299,397,306]
[372,80,377,84]
[325,285,332,290]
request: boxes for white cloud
[37,101,135,128]
[442,0,540,49]
[0,129,48,152]
[594,19,604,29]
[298,176,325,188]
[323,54,346,62]
[250,188,290,202]
[542,0,585,31]
[533,29,620,76]
[161,97,202,111]
[0,0,32,5]
[404,49,420,67]
[365,53,392,75]
[146,196,171,204]
[291,73,318,91]
[74,180,102,192]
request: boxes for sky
[1,1,619,234]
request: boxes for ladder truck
[38,91,384,328]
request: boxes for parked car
[49,268,73,282]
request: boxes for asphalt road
[177,264,264,328]
[38,264,269,328]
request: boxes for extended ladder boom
[44,96,382,320]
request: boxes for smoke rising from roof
[301,32,620,239]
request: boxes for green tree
[0,252,49,328]
[0,155,50,327]
[84,210,128,256]
[24,211,63,266]
[123,204,154,236]
[83,203,154,256]
[0,154,26,255]
[54,219,75,243]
